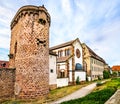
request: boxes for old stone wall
[0,68,15,98]
[9,5,51,99]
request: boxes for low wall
[0,68,15,99]
[57,78,68,87]
[75,71,86,81]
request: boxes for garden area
[61,78,120,104]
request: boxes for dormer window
[39,18,46,25]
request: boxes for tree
[103,70,110,79]
[112,72,117,77]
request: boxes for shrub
[76,76,80,85]
[98,75,102,80]
[112,72,117,77]
[103,70,110,79]
[61,88,116,104]
[96,82,103,86]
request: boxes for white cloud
[61,0,72,16]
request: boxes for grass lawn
[61,78,120,104]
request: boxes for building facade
[82,43,105,80]
[49,51,57,89]
[50,38,86,85]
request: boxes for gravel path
[49,82,97,104]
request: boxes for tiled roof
[112,66,120,71]
[0,60,9,68]
[50,38,79,50]
[83,43,105,63]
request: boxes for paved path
[105,89,120,104]
[49,82,97,104]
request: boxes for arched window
[75,63,82,70]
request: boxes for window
[1,63,6,67]
[39,18,46,25]
[58,50,63,57]
[75,63,82,70]
[60,72,65,78]
[65,49,70,56]
[50,69,53,73]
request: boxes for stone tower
[9,5,50,99]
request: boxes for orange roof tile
[112,65,120,71]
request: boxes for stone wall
[9,5,51,99]
[0,68,15,98]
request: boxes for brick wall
[9,5,51,99]
[0,68,15,98]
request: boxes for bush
[112,72,117,77]
[96,82,103,86]
[103,70,110,79]
[76,76,80,85]
[98,75,102,80]
[61,88,116,104]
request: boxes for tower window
[39,18,46,25]
[15,42,17,54]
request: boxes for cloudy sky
[0,0,120,66]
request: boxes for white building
[50,38,86,86]
[49,51,57,89]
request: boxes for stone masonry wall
[9,6,51,99]
[0,68,15,98]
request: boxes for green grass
[61,78,120,104]
[61,88,115,104]
[47,83,89,102]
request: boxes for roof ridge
[50,38,77,50]
[84,43,105,63]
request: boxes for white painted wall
[73,40,83,67]
[59,62,66,69]
[75,71,86,81]
[69,71,72,82]
[49,55,57,85]
[57,78,68,87]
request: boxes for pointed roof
[82,43,105,63]
[50,38,80,50]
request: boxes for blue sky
[0,0,120,66]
